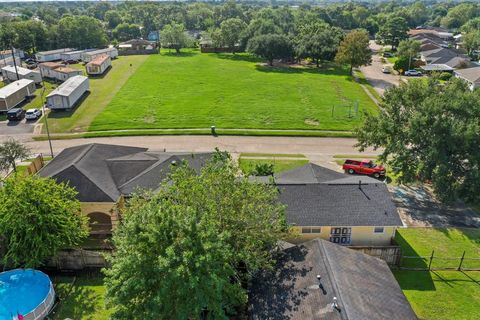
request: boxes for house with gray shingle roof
[454,66,480,90]
[249,238,417,320]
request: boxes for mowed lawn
[46,55,148,133]
[394,228,480,320]
[89,50,377,132]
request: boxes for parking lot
[0,117,39,135]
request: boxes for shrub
[439,72,452,81]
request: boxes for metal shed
[46,75,89,110]
[1,65,42,84]
[81,47,118,63]
[35,48,74,62]
[0,79,36,111]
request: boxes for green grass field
[239,156,308,175]
[53,275,111,320]
[89,50,377,132]
[394,228,480,320]
[46,55,148,133]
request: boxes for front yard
[394,228,480,320]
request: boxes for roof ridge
[72,144,95,165]
[72,164,117,201]
[117,155,176,189]
[318,240,350,320]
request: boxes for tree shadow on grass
[161,51,197,57]
[254,64,351,77]
[214,53,262,63]
[53,277,100,320]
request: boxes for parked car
[382,52,394,58]
[25,108,42,120]
[405,70,422,76]
[382,66,392,74]
[342,159,386,178]
[7,108,25,121]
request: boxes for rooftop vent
[171,160,177,166]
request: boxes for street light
[40,80,54,159]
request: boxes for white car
[25,108,42,120]
[382,66,392,74]
[404,70,422,77]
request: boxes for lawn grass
[394,228,480,320]
[89,50,378,132]
[240,153,306,158]
[45,55,148,133]
[239,158,309,175]
[52,275,111,320]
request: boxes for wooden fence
[46,249,111,270]
[349,245,401,266]
[25,154,45,175]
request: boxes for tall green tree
[335,29,371,74]
[105,10,123,29]
[295,22,343,67]
[217,18,247,53]
[247,33,292,66]
[57,15,107,49]
[0,176,89,268]
[0,138,29,173]
[397,39,421,70]
[356,78,480,203]
[160,23,193,54]
[104,153,287,319]
[113,23,141,42]
[377,16,409,50]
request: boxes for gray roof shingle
[249,239,417,320]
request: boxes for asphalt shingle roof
[249,239,417,320]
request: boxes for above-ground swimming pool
[0,269,55,320]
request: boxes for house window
[330,227,351,245]
[374,227,384,233]
[301,227,321,234]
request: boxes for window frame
[374,226,385,234]
[301,227,321,234]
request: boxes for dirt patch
[304,118,319,126]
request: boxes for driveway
[391,185,480,228]
[0,117,38,136]
[360,41,402,96]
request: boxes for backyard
[88,50,378,133]
[394,228,480,320]
[238,153,308,175]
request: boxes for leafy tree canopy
[247,33,292,66]
[104,152,288,319]
[0,138,30,173]
[0,175,89,268]
[377,16,409,50]
[356,78,480,203]
[335,29,371,74]
[160,23,193,54]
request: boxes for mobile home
[86,55,111,75]
[46,75,89,110]
[60,49,95,63]
[1,65,42,84]
[0,79,36,111]
[52,67,83,81]
[81,47,118,63]
[0,56,21,69]
[35,48,74,62]
[0,49,25,59]
[39,62,63,79]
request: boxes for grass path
[46,55,148,133]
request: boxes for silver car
[25,108,42,120]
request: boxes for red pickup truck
[342,159,386,178]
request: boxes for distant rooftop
[46,75,88,98]
[84,47,116,56]
[87,54,110,66]
[54,67,80,74]
[455,66,480,83]
[37,48,74,55]
[0,79,34,98]
[1,65,39,76]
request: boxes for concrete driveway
[0,117,38,135]
[360,41,402,96]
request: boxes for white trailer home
[86,55,111,75]
[0,56,21,69]
[1,65,42,84]
[60,49,95,63]
[52,67,83,81]
[0,79,36,111]
[35,48,74,62]
[0,49,25,59]
[39,62,63,79]
[81,47,118,63]
[46,75,89,110]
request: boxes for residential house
[39,62,63,79]
[118,39,158,55]
[258,163,403,246]
[86,55,111,75]
[35,48,74,62]
[37,144,213,238]
[420,47,471,70]
[81,48,118,63]
[46,75,89,110]
[1,65,42,84]
[0,79,36,111]
[249,238,417,320]
[454,66,480,90]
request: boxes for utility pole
[10,45,19,80]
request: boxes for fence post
[428,250,434,271]
[458,251,466,271]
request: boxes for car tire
[373,173,380,179]
[348,169,355,174]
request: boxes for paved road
[360,41,402,96]
[23,135,380,170]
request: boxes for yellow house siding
[288,226,396,246]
